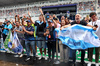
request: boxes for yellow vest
[25,24,36,37]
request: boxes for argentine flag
[8,32,23,53]
[55,24,100,49]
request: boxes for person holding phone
[88,12,100,66]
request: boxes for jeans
[70,48,76,63]
[70,49,85,63]
[81,50,85,63]
[3,34,7,42]
[25,40,36,57]
[47,41,56,59]
[37,37,46,49]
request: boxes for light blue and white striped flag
[55,24,100,49]
[8,32,23,53]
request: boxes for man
[13,21,24,57]
[87,12,100,66]
[2,21,12,42]
[22,20,36,61]
[44,20,57,62]
[61,14,96,66]
[32,8,47,60]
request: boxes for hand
[46,31,49,35]
[23,14,26,18]
[22,27,26,32]
[15,30,18,32]
[27,17,30,19]
[4,28,7,29]
[93,26,97,30]
[17,15,20,18]
[60,27,64,30]
[28,11,31,16]
[8,29,10,30]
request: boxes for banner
[8,32,23,53]
[4,30,13,52]
[55,24,100,49]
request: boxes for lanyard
[92,21,97,26]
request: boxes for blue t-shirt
[24,26,35,40]
[3,24,12,35]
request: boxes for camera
[15,15,17,17]
[20,17,22,19]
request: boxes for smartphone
[94,24,98,28]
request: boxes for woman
[59,20,70,63]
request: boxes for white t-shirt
[88,20,100,39]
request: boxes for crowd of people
[0,6,40,17]
[0,7,100,66]
[0,0,97,18]
[77,1,96,12]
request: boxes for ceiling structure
[0,0,48,7]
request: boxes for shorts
[37,37,46,49]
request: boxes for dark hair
[89,12,97,17]
[16,21,20,23]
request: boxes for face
[7,22,10,25]
[75,14,81,22]
[48,22,52,27]
[61,20,65,26]
[27,22,31,26]
[91,15,97,21]
[39,15,43,21]
[16,22,20,26]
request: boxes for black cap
[6,21,10,23]
[26,20,31,23]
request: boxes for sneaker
[87,62,91,66]
[44,55,48,60]
[60,60,64,62]
[25,57,30,61]
[14,55,19,57]
[64,60,68,63]
[19,54,23,58]
[38,55,43,60]
[48,58,51,62]
[96,63,99,66]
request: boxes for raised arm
[22,18,26,27]
[39,8,46,23]
[28,11,35,24]
[15,15,17,23]
[53,20,57,28]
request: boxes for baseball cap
[26,20,31,23]
[6,20,11,23]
